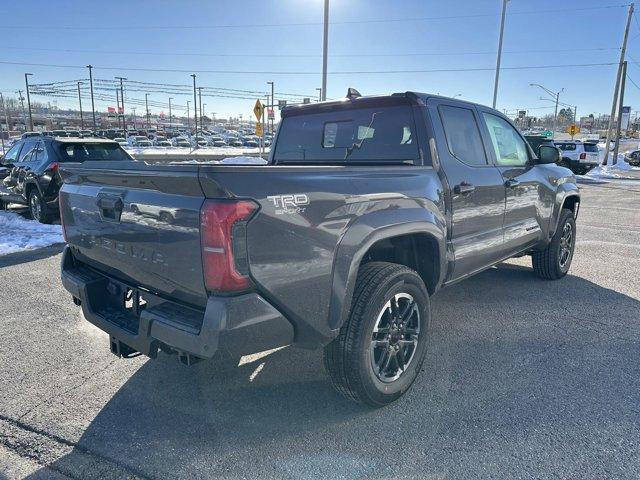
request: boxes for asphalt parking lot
[0,181,639,480]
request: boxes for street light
[267,81,274,134]
[321,0,329,101]
[190,74,198,145]
[77,82,84,129]
[115,77,127,130]
[86,65,96,129]
[145,93,150,128]
[530,83,564,138]
[24,73,34,131]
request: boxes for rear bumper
[61,246,294,361]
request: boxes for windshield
[274,105,419,165]
[56,143,131,162]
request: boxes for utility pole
[115,77,126,131]
[492,0,508,108]
[316,87,322,102]
[191,74,198,145]
[603,2,634,165]
[16,91,26,129]
[187,101,190,129]
[197,86,203,137]
[77,82,84,129]
[267,81,274,134]
[86,65,96,129]
[24,73,34,131]
[612,61,628,165]
[0,93,6,153]
[115,88,121,130]
[321,0,329,101]
[145,93,150,129]
[168,97,173,130]
[530,83,563,138]
[132,107,137,130]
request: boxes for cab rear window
[274,105,419,165]
[583,143,599,153]
[56,143,131,162]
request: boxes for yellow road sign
[255,123,264,136]
[567,124,580,136]
[253,99,264,121]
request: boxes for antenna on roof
[346,88,361,99]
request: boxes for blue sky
[1,0,638,120]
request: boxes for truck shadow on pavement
[25,262,640,479]
[0,244,65,268]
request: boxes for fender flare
[550,188,580,236]
[327,206,446,334]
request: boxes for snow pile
[586,162,640,180]
[0,211,64,255]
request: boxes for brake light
[49,161,59,172]
[200,199,258,292]
[58,193,68,242]
[579,153,586,160]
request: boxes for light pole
[168,97,173,130]
[77,82,84,129]
[16,90,26,128]
[492,0,509,108]
[186,101,190,129]
[145,93,150,128]
[202,103,207,130]
[191,74,198,145]
[530,83,563,138]
[267,81,274,134]
[321,0,329,101]
[86,65,96,129]
[316,87,322,102]
[197,87,203,137]
[115,77,127,130]
[24,73,34,131]
[0,93,6,153]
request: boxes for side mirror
[537,145,560,164]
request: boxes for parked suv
[624,150,640,166]
[0,137,131,222]
[554,140,599,174]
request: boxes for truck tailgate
[59,162,210,307]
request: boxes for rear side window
[18,139,38,162]
[583,143,599,153]
[274,105,419,165]
[556,143,577,151]
[439,105,487,166]
[56,143,131,162]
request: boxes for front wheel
[323,262,430,407]
[532,208,576,280]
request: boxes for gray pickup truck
[59,91,580,406]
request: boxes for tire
[28,189,52,224]
[532,208,576,280]
[323,262,431,407]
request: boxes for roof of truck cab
[280,91,498,117]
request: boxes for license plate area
[96,282,147,335]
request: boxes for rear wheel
[532,208,576,280]
[323,262,430,407]
[29,189,52,224]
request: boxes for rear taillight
[200,199,258,293]
[49,161,59,172]
[579,153,586,160]
[58,192,68,242]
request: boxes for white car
[113,137,128,147]
[554,140,599,175]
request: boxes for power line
[0,4,628,30]
[1,45,620,58]
[0,60,618,75]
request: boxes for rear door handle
[504,178,520,188]
[453,182,475,195]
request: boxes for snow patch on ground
[0,212,64,255]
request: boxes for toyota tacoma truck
[59,91,580,407]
